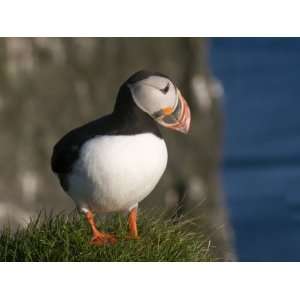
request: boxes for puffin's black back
[51,71,163,176]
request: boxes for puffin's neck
[113,84,162,138]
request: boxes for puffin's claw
[90,232,117,246]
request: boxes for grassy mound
[0,212,217,262]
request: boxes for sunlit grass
[0,212,217,262]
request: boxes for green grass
[0,212,217,262]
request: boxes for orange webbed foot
[84,210,117,246]
[90,232,117,246]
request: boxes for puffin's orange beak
[153,89,191,134]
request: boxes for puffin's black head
[114,70,191,134]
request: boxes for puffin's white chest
[68,133,168,212]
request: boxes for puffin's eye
[160,82,170,94]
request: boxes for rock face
[0,37,232,259]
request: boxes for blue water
[210,38,300,261]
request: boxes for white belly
[67,133,168,212]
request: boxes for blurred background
[1,37,299,261]
[211,38,300,261]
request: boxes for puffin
[51,70,191,245]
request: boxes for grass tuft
[0,212,217,262]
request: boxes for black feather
[51,80,163,180]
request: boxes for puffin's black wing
[51,84,162,175]
[51,114,118,174]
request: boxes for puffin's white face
[128,75,191,134]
